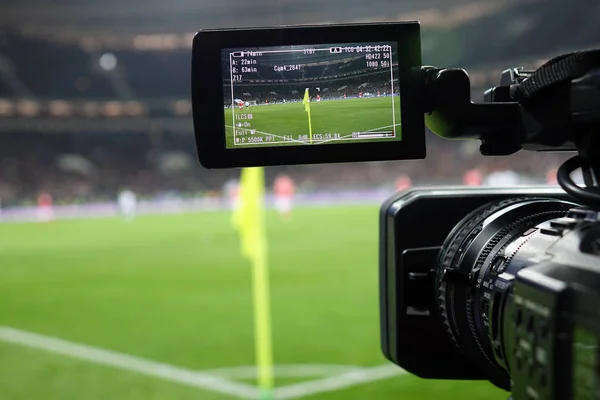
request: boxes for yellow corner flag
[232,167,274,400]
[302,88,313,143]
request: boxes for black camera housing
[191,22,425,168]
[379,186,574,381]
[507,228,600,400]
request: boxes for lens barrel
[435,197,575,390]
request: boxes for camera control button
[526,314,535,333]
[527,357,536,377]
[535,347,547,365]
[540,227,562,236]
[550,218,577,229]
[491,256,506,274]
[538,369,547,387]
[515,349,524,370]
[515,308,523,326]
[539,318,550,339]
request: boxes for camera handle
[423,49,600,208]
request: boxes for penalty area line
[0,326,258,399]
[275,364,407,399]
[0,325,408,399]
[365,123,402,132]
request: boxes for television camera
[191,22,600,399]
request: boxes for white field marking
[0,326,258,399]
[274,364,407,400]
[365,123,401,132]
[205,364,361,379]
[0,325,407,399]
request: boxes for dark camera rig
[380,49,600,400]
[423,50,600,205]
[190,24,600,398]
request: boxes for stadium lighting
[99,52,118,71]
[17,100,40,117]
[173,100,191,116]
[104,101,122,117]
[123,101,144,117]
[49,100,73,117]
[161,34,180,50]
[0,99,14,116]
[81,102,101,117]
[133,34,191,51]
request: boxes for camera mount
[424,49,600,207]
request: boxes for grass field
[0,206,508,399]
[224,97,401,148]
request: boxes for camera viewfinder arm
[422,67,524,156]
[423,49,600,207]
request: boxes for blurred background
[0,0,598,399]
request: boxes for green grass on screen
[0,206,506,399]
[224,97,401,147]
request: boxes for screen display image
[222,42,401,148]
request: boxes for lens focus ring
[437,198,528,350]
[435,197,573,391]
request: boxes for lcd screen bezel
[192,22,424,168]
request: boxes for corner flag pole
[303,88,313,143]
[232,167,275,400]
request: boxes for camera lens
[434,197,575,391]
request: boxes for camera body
[191,22,600,399]
[379,186,572,382]
[380,187,600,399]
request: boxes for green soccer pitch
[224,97,401,148]
[0,206,507,400]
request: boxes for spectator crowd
[0,131,569,208]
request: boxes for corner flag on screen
[231,167,274,400]
[303,88,313,143]
[303,88,310,112]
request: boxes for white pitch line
[0,326,258,399]
[274,364,407,399]
[365,123,401,132]
[0,325,408,399]
[206,364,362,379]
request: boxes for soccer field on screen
[0,206,506,400]
[224,97,401,147]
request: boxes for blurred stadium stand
[0,0,599,205]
